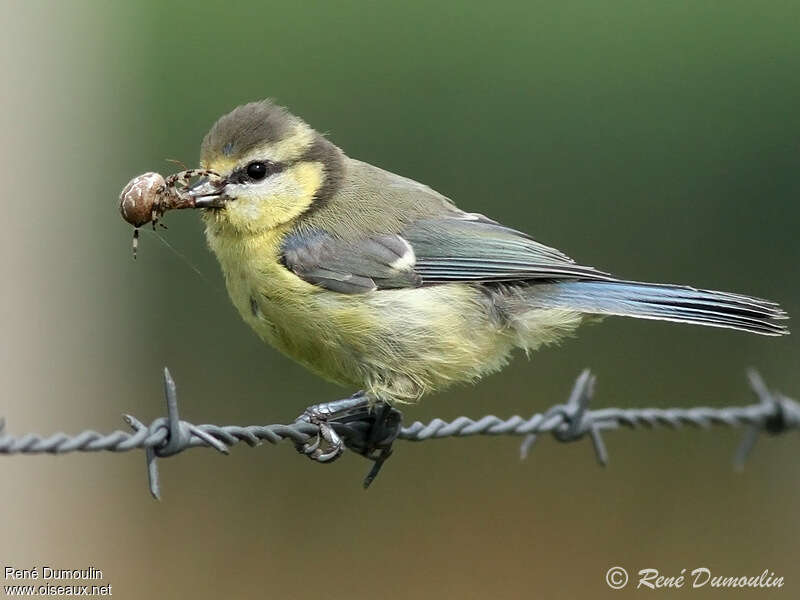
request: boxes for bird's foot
[294,392,373,463]
[294,392,403,487]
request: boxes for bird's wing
[281,214,613,294]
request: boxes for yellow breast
[204,222,376,387]
[203,219,537,403]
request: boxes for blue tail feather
[541,281,788,336]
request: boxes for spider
[119,168,223,257]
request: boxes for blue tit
[189,99,787,409]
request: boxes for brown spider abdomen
[119,172,165,227]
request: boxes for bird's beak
[187,177,227,208]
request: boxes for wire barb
[0,368,797,498]
[732,369,799,470]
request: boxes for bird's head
[192,100,344,235]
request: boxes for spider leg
[164,158,189,171]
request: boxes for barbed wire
[0,368,797,498]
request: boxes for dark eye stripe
[229,160,286,184]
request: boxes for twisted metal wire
[0,368,797,498]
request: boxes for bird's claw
[294,394,403,487]
[295,414,345,463]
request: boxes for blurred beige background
[1,1,798,598]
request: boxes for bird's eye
[246,161,268,181]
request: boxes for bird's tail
[532,280,789,336]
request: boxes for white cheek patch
[225,171,306,221]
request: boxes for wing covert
[281,229,421,293]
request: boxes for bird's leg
[353,401,402,488]
[295,392,403,486]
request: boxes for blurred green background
[1,1,799,598]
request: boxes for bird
[187,99,788,460]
